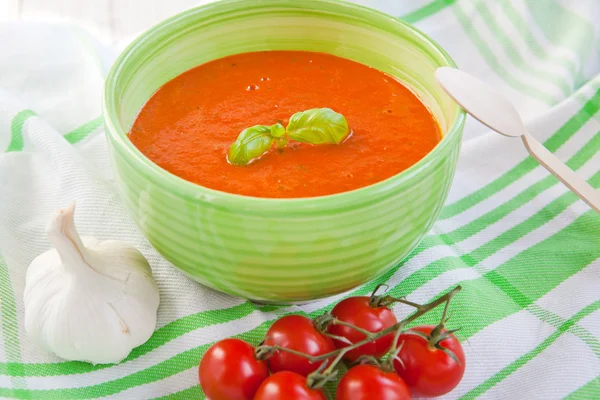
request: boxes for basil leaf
[228,125,274,165]
[286,108,349,145]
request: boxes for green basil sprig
[227,108,349,166]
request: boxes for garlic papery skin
[23,202,160,365]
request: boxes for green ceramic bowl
[103,0,465,303]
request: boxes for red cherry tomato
[327,296,398,361]
[264,315,335,376]
[394,325,465,397]
[336,364,411,400]
[254,371,326,400]
[199,338,269,400]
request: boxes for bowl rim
[103,0,466,211]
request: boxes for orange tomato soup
[129,51,440,198]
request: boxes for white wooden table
[0,0,213,45]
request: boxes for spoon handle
[521,132,600,213]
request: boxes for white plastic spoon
[435,67,600,214]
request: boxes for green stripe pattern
[0,0,599,398]
[6,110,36,152]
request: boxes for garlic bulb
[24,202,160,364]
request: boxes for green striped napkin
[0,0,598,398]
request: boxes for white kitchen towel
[0,1,599,398]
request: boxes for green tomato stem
[256,285,462,390]
[330,318,374,337]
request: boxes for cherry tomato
[394,325,465,397]
[199,338,269,400]
[254,371,326,400]
[264,315,335,376]
[336,364,411,400]
[327,296,398,361]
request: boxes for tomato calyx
[369,283,393,308]
[369,284,428,311]
[426,297,463,366]
[352,352,403,376]
[353,353,384,367]
[403,324,463,365]
[254,340,277,360]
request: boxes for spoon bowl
[435,67,525,138]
